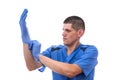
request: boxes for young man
[19,9,98,80]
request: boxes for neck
[66,41,80,55]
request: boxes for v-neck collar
[64,44,82,62]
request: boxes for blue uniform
[40,44,98,80]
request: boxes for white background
[0,0,120,80]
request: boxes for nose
[62,31,66,37]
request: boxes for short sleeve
[41,46,52,58]
[74,45,98,76]
[41,45,64,58]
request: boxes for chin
[63,43,67,45]
[63,43,69,46]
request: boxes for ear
[78,29,84,37]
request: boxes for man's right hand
[29,40,46,72]
[29,40,41,62]
[19,9,31,44]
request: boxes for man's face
[62,23,81,46]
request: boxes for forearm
[23,43,42,71]
[39,55,82,78]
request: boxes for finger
[32,40,40,45]
[29,40,41,50]
[20,9,28,21]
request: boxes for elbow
[26,65,36,71]
[65,71,77,78]
[66,74,74,78]
[66,70,82,78]
[63,66,83,78]
[27,67,35,71]
[28,68,34,71]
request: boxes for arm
[19,9,42,71]
[39,55,83,78]
[23,43,42,71]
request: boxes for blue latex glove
[19,9,31,43]
[38,65,46,72]
[29,40,41,62]
[29,40,46,72]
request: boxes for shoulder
[80,43,98,54]
[81,43,97,50]
[42,45,64,57]
[80,44,98,58]
[51,45,64,52]
[86,45,98,52]
[46,44,64,52]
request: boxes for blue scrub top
[40,44,98,80]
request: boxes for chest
[50,48,84,63]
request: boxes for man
[19,9,98,80]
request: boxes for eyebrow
[63,28,72,32]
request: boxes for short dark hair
[63,16,85,31]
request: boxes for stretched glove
[38,65,46,72]
[29,40,46,72]
[19,9,45,72]
[29,40,41,62]
[19,9,31,44]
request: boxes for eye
[66,29,71,32]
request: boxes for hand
[19,9,31,43]
[29,40,41,62]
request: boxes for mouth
[63,38,67,41]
